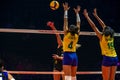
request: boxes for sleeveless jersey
[63,32,79,52]
[100,35,117,57]
[0,72,8,80]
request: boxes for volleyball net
[1,28,120,79]
[7,71,120,75]
[0,28,120,36]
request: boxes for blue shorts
[63,52,78,66]
[102,55,118,66]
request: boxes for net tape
[0,28,120,36]
[8,71,120,75]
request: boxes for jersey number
[108,42,114,50]
[68,41,73,49]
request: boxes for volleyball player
[0,59,15,80]
[83,8,118,80]
[47,21,64,80]
[47,20,81,80]
[62,2,81,80]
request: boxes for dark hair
[69,25,78,35]
[102,26,114,38]
[0,59,4,72]
[0,59,4,68]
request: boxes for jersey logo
[68,41,73,49]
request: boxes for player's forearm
[86,15,100,33]
[93,14,106,28]
[76,13,80,32]
[56,34,62,45]
[85,15,102,39]
[64,10,68,31]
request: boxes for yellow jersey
[63,32,79,52]
[100,35,117,57]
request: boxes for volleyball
[50,0,59,10]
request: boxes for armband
[64,10,68,18]
[76,13,80,22]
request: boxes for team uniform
[0,72,8,80]
[100,35,118,66]
[63,32,79,66]
[53,46,63,71]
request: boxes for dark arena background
[0,0,120,80]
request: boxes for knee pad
[65,76,71,80]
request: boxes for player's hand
[93,8,97,16]
[83,9,88,17]
[76,44,81,49]
[52,54,59,59]
[63,2,70,11]
[47,21,54,28]
[74,5,81,14]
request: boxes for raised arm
[83,9,102,40]
[74,5,81,33]
[93,8,106,29]
[63,2,70,35]
[47,21,62,46]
